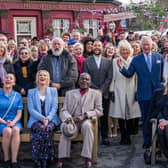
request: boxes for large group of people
[0,29,168,168]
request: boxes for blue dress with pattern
[0,90,23,134]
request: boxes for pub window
[83,19,99,38]
[14,17,36,44]
[52,19,70,38]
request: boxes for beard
[93,49,102,56]
[52,47,63,56]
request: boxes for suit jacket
[38,49,78,96]
[82,56,113,98]
[120,52,164,101]
[27,87,60,128]
[60,88,103,122]
[157,94,168,121]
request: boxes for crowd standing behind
[0,29,167,167]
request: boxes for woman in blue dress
[0,73,23,168]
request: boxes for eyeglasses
[20,52,28,55]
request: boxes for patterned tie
[146,55,152,72]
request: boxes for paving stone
[0,131,167,168]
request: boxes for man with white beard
[38,37,78,96]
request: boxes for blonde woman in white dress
[109,40,141,145]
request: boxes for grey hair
[140,36,153,46]
[117,40,133,57]
[51,37,64,47]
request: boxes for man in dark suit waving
[117,36,164,148]
[83,40,113,145]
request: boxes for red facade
[0,0,119,40]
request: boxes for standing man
[117,36,164,148]
[38,37,78,96]
[83,40,113,145]
[71,30,81,43]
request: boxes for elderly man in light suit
[57,73,103,168]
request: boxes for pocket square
[156,60,161,64]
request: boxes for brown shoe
[57,159,64,168]
[85,158,92,168]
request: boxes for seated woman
[27,70,60,168]
[157,83,168,158]
[0,73,23,168]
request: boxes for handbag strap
[2,92,17,120]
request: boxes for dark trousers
[100,98,109,140]
[118,119,132,140]
[138,100,151,143]
[158,125,168,158]
[129,118,140,134]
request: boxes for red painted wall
[0,1,119,39]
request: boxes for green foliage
[129,2,166,30]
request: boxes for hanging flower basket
[46,25,54,34]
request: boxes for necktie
[146,55,152,72]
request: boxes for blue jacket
[27,87,60,128]
[120,52,164,101]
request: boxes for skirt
[31,121,56,160]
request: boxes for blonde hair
[73,43,84,51]
[103,43,115,58]
[117,40,133,57]
[36,70,50,87]
[152,42,158,52]
[0,41,11,61]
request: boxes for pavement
[0,131,168,168]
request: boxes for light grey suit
[58,88,103,159]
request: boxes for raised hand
[117,58,122,68]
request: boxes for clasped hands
[43,117,49,126]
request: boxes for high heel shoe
[42,160,47,168]
[34,160,41,168]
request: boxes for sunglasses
[20,52,28,55]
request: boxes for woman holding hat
[27,70,60,168]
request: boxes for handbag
[2,92,16,119]
[109,91,115,102]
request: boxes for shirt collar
[93,55,101,60]
[1,89,14,98]
[143,52,152,57]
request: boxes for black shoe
[11,162,20,168]
[42,160,47,168]
[3,160,11,168]
[120,139,131,145]
[142,142,151,149]
[34,160,41,168]
[102,138,110,146]
[144,149,151,164]
[126,137,132,145]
